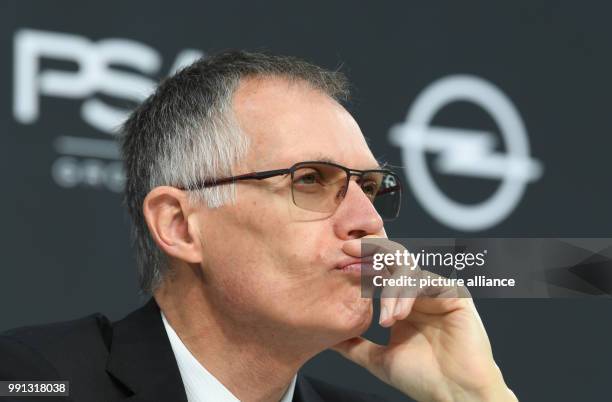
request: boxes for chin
[333,297,373,337]
[286,298,372,350]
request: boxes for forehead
[232,76,378,170]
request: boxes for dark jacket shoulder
[0,313,120,401]
[1,313,112,367]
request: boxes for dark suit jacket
[0,299,385,402]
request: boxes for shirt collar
[161,311,297,402]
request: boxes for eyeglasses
[178,161,402,220]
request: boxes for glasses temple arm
[181,168,291,190]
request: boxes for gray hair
[120,50,350,293]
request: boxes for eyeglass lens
[290,163,401,220]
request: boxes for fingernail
[379,305,389,325]
[393,300,403,317]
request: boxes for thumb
[331,337,385,377]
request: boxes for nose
[333,180,384,240]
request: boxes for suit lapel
[106,298,188,402]
[105,299,328,402]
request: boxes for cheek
[251,214,332,279]
[202,193,360,313]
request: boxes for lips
[335,256,375,275]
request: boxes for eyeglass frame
[176,160,403,220]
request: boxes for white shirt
[161,312,297,402]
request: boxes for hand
[333,238,517,402]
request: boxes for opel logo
[390,75,543,231]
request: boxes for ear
[143,186,203,264]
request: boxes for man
[0,51,516,401]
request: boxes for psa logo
[13,28,203,192]
[390,75,543,231]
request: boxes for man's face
[196,77,384,346]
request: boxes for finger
[390,288,466,323]
[411,296,470,315]
[380,272,422,326]
[379,297,398,328]
[392,296,416,321]
[412,272,473,316]
[331,337,384,376]
[415,268,471,298]
[373,240,419,327]
[342,234,389,259]
[381,270,471,321]
[379,262,414,327]
[346,237,443,327]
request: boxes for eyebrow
[306,153,385,170]
[307,154,336,164]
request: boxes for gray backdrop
[2,1,611,401]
